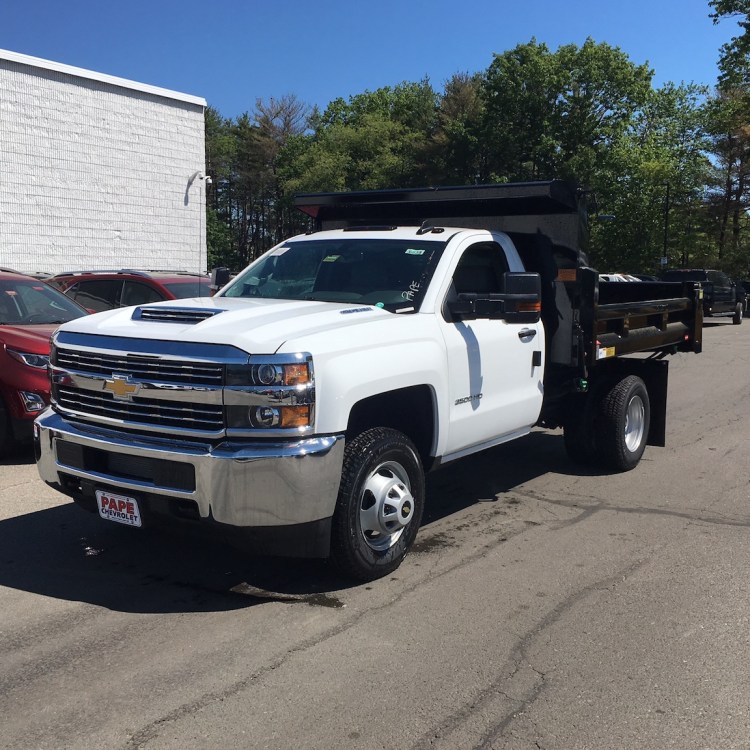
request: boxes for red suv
[0,269,88,455]
[49,269,212,312]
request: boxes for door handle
[518,328,537,340]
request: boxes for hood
[0,323,58,353]
[55,297,398,353]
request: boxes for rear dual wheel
[597,376,650,471]
[331,427,424,582]
[733,302,743,325]
[564,375,650,472]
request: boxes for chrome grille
[50,334,255,437]
[56,387,224,432]
[55,350,223,385]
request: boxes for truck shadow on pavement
[0,431,600,613]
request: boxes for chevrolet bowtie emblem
[104,374,139,400]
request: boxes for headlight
[233,404,312,429]
[225,354,314,432]
[7,349,50,369]
[227,359,311,386]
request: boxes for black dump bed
[294,180,703,372]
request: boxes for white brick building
[0,49,207,275]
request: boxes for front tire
[331,427,424,582]
[597,376,650,472]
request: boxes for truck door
[708,271,734,313]
[439,240,544,457]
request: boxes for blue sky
[0,0,740,120]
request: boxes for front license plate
[96,490,142,527]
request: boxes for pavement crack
[409,559,647,750]
[122,519,539,749]
[513,489,750,530]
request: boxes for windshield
[163,280,212,298]
[0,279,87,325]
[221,238,446,313]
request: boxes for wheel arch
[346,385,437,469]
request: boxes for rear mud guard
[596,358,669,447]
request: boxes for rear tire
[597,376,650,472]
[733,302,743,325]
[331,427,424,582]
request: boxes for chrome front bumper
[35,409,345,529]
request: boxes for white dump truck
[35,181,702,580]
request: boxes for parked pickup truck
[659,268,743,324]
[35,181,702,580]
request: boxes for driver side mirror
[502,272,542,324]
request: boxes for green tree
[280,81,438,194]
[710,0,750,87]
[589,83,709,272]
[481,39,562,182]
[204,97,310,269]
[706,0,750,274]
[704,90,750,271]
[553,39,653,183]
[430,72,485,184]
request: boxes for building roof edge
[0,48,207,107]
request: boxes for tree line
[204,1,750,277]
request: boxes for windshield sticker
[4,290,17,296]
[401,281,421,301]
[405,248,425,256]
[395,307,415,313]
[270,247,290,256]
[322,255,341,263]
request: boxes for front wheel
[597,376,650,472]
[331,427,425,582]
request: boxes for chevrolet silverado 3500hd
[35,181,702,580]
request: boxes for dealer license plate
[96,490,142,527]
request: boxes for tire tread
[597,375,649,472]
[330,427,424,582]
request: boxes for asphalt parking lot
[1,318,750,750]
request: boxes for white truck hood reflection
[60,296,400,353]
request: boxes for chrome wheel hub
[624,394,646,452]
[359,460,414,552]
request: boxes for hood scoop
[132,306,225,324]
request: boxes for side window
[443,242,510,321]
[121,281,164,307]
[72,280,122,312]
[451,242,509,295]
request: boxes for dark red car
[0,270,88,455]
[48,269,212,311]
